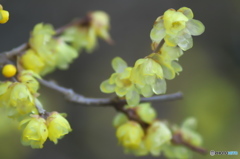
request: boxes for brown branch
[38,78,183,106]
[153,39,164,53]
[172,132,207,155]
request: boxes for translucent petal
[161,43,183,60]
[115,87,128,97]
[109,73,118,84]
[150,20,166,42]
[140,59,161,78]
[161,65,175,80]
[177,30,193,51]
[144,75,156,84]
[100,80,115,93]
[186,19,205,36]
[177,7,194,19]
[164,35,177,47]
[112,57,127,73]
[140,85,153,97]
[151,78,166,94]
[171,61,182,74]
[126,90,140,106]
[120,67,132,79]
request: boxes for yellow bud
[116,121,144,149]
[2,64,17,78]
[0,7,9,24]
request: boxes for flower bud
[116,121,144,149]
[2,64,17,78]
[113,113,128,128]
[0,5,9,24]
[136,103,156,124]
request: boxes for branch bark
[38,78,183,106]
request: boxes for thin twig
[38,78,183,106]
[153,40,164,53]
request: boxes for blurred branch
[172,132,208,155]
[38,78,183,106]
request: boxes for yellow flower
[144,121,172,156]
[19,116,48,149]
[18,70,41,95]
[20,49,45,74]
[131,57,166,97]
[91,11,112,42]
[100,57,140,106]
[46,112,72,144]
[116,121,144,149]
[163,9,188,35]
[0,5,9,24]
[149,43,183,80]
[61,11,111,53]
[0,81,12,107]
[0,82,35,118]
[61,24,98,53]
[150,7,205,51]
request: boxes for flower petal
[141,84,153,97]
[100,80,115,93]
[112,57,128,73]
[126,89,140,106]
[186,19,205,36]
[150,20,166,43]
[178,7,194,19]
[177,30,193,51]
[151,78,166,94]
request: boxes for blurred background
[0,0,240,158]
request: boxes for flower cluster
[0,4,9,24]
[100,7,204,105]
[100,56,167,106]
[0,69,72,148]
[1,10,112,149]
[61,11,112,53]
[20,23,78,76]
[150,7,205,51]
[163,117,203,158]
[113,104,203,157]
[20,11,111,76]
[20,112,72,148]
[0,70,39,119]
[113,103,172,156]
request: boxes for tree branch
[38,78,183,106]
[172,132,207,155]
